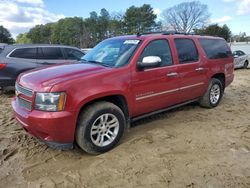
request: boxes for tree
[98,8,110,39]
[221,25,232,41]
[27,23,54,43]
[84,11,100,47]
[195,24,232,41]
[51,17,83,47]
[83,9,115,47]
[124,4,157,34]
[109,12,125,37]
[0,25,14,44]
[16,33,31,44]
[162,1,210,33]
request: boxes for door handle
[195,67,204,72]
[167,72,178,77]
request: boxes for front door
[131,39,181,117]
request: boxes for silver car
[233,50,249,69]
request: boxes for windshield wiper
[88,60,102,64]
[81,59,112,67]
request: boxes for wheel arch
[211,73,225,90]
[76,94,130,130]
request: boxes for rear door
[132,39,181,117]
[36,47,67,66]
[174,38,207,102]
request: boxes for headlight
[35,92,66,112]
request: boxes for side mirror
[138,56,161,69]
[234,54,239,58]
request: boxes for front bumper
[12,97,77,149]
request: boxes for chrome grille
[15,83,33,97]
[17,97,32,111]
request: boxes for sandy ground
[0,70,250,188]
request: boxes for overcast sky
[0,0,250,38]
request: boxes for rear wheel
[243,60,249,69]
[76,101,126,154]
[199,78,223,108]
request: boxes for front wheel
[76,101,126,154]
[199,78,223,108]
[243,60,249,69]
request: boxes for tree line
[16,4,160,48]
[0,1,242,48]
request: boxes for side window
[199,39,232,59]
[64,48,84,60]
[9,48,37,59]
[138,39,173,67]
[235,51,241,56]
[239,51,245,56]
[174,39,199,64]
[39,47,64,60]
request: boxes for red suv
[12,33,234,154]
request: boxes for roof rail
[137,31,197,36]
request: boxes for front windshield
[81,39,140,67]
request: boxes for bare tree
[162,1,210,33]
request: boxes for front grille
[17,97,32,111]
[15,83,33,97]
[15,83,33,111]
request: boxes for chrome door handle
[195,67,204,71]
[167,72,178,77]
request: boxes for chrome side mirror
[138,56,161,69]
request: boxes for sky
[0,0,250,38]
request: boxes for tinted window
[39,47,64,60]
[9,48,37,59]
[174,39,198,63]
[139,39,173,66]
[64,48,84,60]
[199,39,232,59]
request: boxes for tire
[243,60,249,69]
[76,101,126,154]
[199,78,223,108]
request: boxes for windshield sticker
[123,40,140,45]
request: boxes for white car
[233,50,249,69]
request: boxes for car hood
[18,63,110,91]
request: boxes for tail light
[0,63,6,69]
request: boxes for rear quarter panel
[196,37,234,88]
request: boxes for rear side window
[199,39,232,59]
[9,48,37,59]
[38,47,64,60]
[174,39,199,63]
[64,48,84,60]
[139,39,173,66]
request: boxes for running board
[131,99,199,122]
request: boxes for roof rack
[137,31,197,36]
